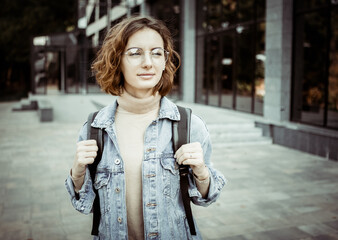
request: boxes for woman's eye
[130,52,140,56]
[128,49,142,57]
[152,50,163,57]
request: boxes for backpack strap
[172,105,196,236]
[87,111,104,236]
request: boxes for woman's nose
[142,53,153,68]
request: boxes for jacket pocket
[160,155,180,199]
[93,171,111,215]
[93,171,110,189]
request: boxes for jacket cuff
[188,167,226,206]
[65,168,95,214]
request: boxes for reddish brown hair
[91,16,180,96]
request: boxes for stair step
[211,134,271,142]
[210,129,262,137]
[208,122,255,130]
[207,121,272,147]
[12,99,38,111]
[213,137,272,147]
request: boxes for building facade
[30,0,338,160]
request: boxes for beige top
[115,91,161,240]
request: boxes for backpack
[87,105,196,236]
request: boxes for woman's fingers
[174,142,203,165]
[76,140,99,165]
[174,142,209,178]
[176,151,203,165]
[174,142,202,158]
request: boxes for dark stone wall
[255,122,338,161]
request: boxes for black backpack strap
[87,111,104,236]
[172,105,196,236]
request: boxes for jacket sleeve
[64,123,96,214]
[188,115,227,206]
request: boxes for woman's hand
[71,140,98,179]
[174,142,209,180]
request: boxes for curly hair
[91,15,181,96]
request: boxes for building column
[264,0,293,122]
[180,0,196,102]
[140,1,151,16]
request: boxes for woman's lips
[138,73,155,80]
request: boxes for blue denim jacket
[65,97,226,240]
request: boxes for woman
[65,16,226,240]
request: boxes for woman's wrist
[70,169,85,192]
[193,166,209,181]
[70,169,85,181]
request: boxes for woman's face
[121,28,166,98]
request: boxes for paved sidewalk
[0,94,338,240]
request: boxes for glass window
[328,7,338,128]
[294,11,327,126]
[99,0,106,18]
[206,35,222,107]
[221,33,234,109]
[295,0,328,12]
[221,0,237,27]
[196,36,207,104]
[196,0,265,115]
[256,0,266,20]
[87,48,101,93]
[237,0,254,22]
[292,3,338,129]
[235,24,254,113]
[197,0,237,33]
[254,22,265,115]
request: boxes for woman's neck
[124,88,154,99]
[117,90,161,114]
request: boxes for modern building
[30,0,338,160]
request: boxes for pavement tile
[314,235,338,240]
[244,227,311,240]
[31,225,67,240]
[298,222,338,237]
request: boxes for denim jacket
[65,97,226,240]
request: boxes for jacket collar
[91,96,180,129]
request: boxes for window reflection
[207,36,221,106]
[235,24,253,113]
[200,1,237,32]
[300,11,326,126]
[254,22,265,115]
[221,34,234,109]
[237,0,254,22]
[196,0,265,115]
[293,2,338,129]
[295,0,328,12]
[328,8,338,128]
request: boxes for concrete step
[210,126,262,135]
[207,122,272,147]
[12,98,38,111]
[210,130,264,140]
[212,137,272,148]
[207,122,256,130]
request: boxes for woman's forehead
[125,28,164,49]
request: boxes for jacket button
[114,159,121,165]
[117,217,122,223]
[115,188,120,193]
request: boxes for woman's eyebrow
[125,46,164,51]
[125,47,141,51]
